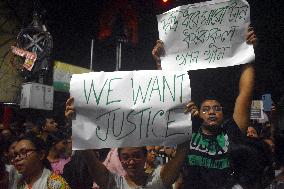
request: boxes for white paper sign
[157,0,255,71]
[250,100,264,120]
[70,71,192,149]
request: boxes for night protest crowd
[1,33,284,189]
[1,2,284,189]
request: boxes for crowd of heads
[0,96,283,189]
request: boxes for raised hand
[65,97,75,119]
[152,40,165,70]
[184,101,199,118]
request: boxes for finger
[154,40,165,56]
[66,105,74,112]
[66,97,74,106]
[65,110,74,116]
[152,48,161,61]
[247,35,257,44]
[248,26,253,32]
[185,101,196,112]
[246,30,254,40]
[192,110,199,117]
[156,40,164,46]
[186,101,196,108]
[184,105,197,114]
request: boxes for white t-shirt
[18,168,51,189]
[107,166,168,189]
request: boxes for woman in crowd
[12,134,70,189]
[46,132,71,175]
[145,146,158,174]
[80,145,189,189]
[65,97,190,189]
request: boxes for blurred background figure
[145,146,158,174]
[37,115,59,141]
[23,121,40,136]
[164,145,177,163]
[46,132,71,174]
[247,124,260,138]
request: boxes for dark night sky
[1,0,284,122]
[41,0,163,70]
[14,0,284,102]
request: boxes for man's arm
[79,150,111,189]
[233,63,255,133]
[160,141,190,186]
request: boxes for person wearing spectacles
[77,142,189,189]
[12,135,70,189]
[178,63,255,189]
[152,15,255,187]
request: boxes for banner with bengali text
[157,0,254,71]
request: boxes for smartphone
[262,94,272,112]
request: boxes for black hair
[249,122,262,136]
[274,131,284,166]
[36,115,55,131]
[198,96,223,109]
[96,148,111,162]
[18,134,51,170]
[62,151,94,189]
[273,95,284,166]
[228,137,274,189]
[117,146,148,158]
[45,131,68,151]
[2,136,18,154]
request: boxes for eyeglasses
[147,149,158,153]
[11,149,37,162]
[201,105,222,114]
[120,153,144,164]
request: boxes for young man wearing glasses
[180,63,255,189]
[152,21,256,188]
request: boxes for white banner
[157,0,254,71]
[70,71,192,149]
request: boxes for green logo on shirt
[188,131,230,169]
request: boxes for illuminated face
[119,147,146,177]
[43,118,58,133]
[247,126,258,138]
[13,140,44,176]
[146,146,156,165]
[199,99,224,127]
[164,146,175,158]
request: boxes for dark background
[1,0,284,123]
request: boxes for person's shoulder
[47,172,71,189]
[223,118,243,138]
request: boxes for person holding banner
[152,27,257,70]
[77,145,189,189]
[180,65,255,189]
[65,99,190,189]
[152,24,256,189]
